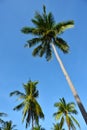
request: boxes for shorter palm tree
[53,98,80,130]
[52,122,65,130]
[1,121,17,130]
[10,80,44,130]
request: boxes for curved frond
[54,37,69,53]
[26,37,42,48]
[0,113,7,117]
[13,102,24,111]
[54,20,74,34]
[10,91,25,97]
[53,112,63,120]
[32,44,42,57]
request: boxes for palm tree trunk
[51,43,87,124]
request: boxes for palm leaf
[10,91,25,97]
[54,20,74,34]
[13,102,24,111]
[26,38,42,48]
[32,44,42,57]
[53,112,63,120]
[54,37,69,53]
[71,115,80,128]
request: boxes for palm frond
[45,43,52,61]
[22,103,30,123]
[54,37,69,53]
[32,44,42,57]
[54,20,74,34]
[47,12,55,28]
[53,112,63,120]
[13,102,24,111]
[71,115,80,128]
[21,27,35,34]
[10,91,25,97]
[0,113,7,117]
[26,37,42,48]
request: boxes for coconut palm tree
[21,5,87,124]
[1,121,17,130]
[52,122,65,130]
[53,98,80,130]
[10,80,44,130]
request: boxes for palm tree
[52,122,65,130]
[21,5,87,124]
[53,98,80,130]
[1,120,17,130]
[10,80,44,130]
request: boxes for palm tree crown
[1,121,17,130]
[21,5,74,61]
[52,122,65,130]
[10,80,44,129]
[53,98,80,130]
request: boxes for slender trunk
[51,43,87,124]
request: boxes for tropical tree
[52,122,65,130]
[53,98,80,130]
[10,80,44,130]
[21,5,87,124]
[1,121,17,130]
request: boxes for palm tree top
[10,80,44,129]
[21,5,74,61]
[53,98,80,130]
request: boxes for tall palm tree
[53,98,80,130]
[1,121,17,130]
[10,80,44,130]
[21,5,87,124]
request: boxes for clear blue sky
[0,0,87,129]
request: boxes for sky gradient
[0,0,87,129]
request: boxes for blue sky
[0,0,87,129]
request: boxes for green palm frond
[54,37,69,53]
[26,38,42,48]
[13,102,24,111]
[71,115,80,128]
[53,112,63,120]
[45,43,52,61]
[22,103,30,123]
[47,12,55,28]
[54,20,74,34]
[32,44,43,57]
[10,91,25,97]
[21,27,35,34]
